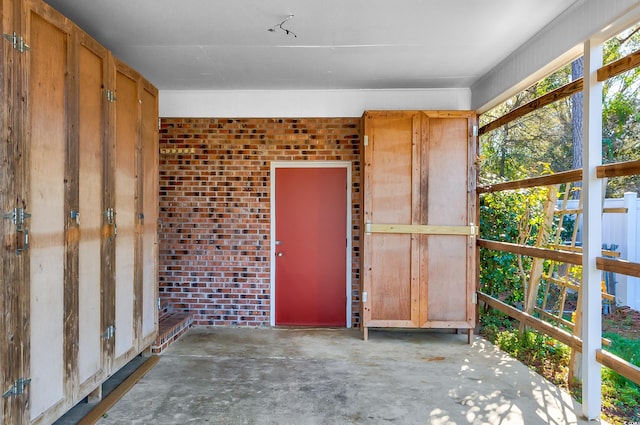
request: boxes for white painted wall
[159,88,471,118]
[471,0,640,112]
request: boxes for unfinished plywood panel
[140,85,158,343]
[114,68,138,362]
[423,117,470,325]
[77,39,106,388]
[363,112,417,327]
[362,111,476,338]
[28,9,67,420]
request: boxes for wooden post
[623,192,639,309]
[581,38,603,420]
[522,186,558,319]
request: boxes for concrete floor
[97,327,595,425]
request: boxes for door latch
[3,377,31,398]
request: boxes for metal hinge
[103,325,116,340]
[4,208,31,255]
[472,292,478,304]
[157,297,161,311]
[363,135,369,146]
[362,291,368,303]
[4,207,31,231]
[472,125,478,137]
[365,221,371,235]
[2,32,30,53]
[104,208,115,225]
[3,377,31,399]
[104,89,117,103]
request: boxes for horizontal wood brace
[596,257,640,278]
[477,169,582,193]
[477,239,582,264]
[365,223,477,236]
[479,293,638,386]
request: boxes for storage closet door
[140,84,159,346]
[28,8,69,421]
[420,116,474,327]
[113,67,139,367]
[362,112,421,328]
[77,37,108,395]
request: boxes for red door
[275,167,347,326]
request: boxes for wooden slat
[597,49,640,82]
[479,79,583,136]
[367,223,476,235]
[77,355,160,425]
[597,159,640,178]
[477,239,582,264]
[477,292,583,351]
[603,207,628,214]
[596,349,640,386]
[477,169,582,193]
[597,257,640,278]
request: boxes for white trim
[581,37,603,420]
[269,161,353,328]
[159,88,470,118]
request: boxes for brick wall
[159,118,361,326]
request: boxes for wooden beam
[477,292,583,351]
[477,169,582,194]
[596,349,640,386]
[479,79,583,136]
[596,159,640,178]
[597,49,640,82]
[366,223,476,235]
[77,355,160,425]
[477,239,582,264]
[597,257,640,278]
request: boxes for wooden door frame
[269,161,353,328]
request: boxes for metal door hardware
[104,208,116,225]
[3,207,31,231]
[277,252,284,257]
[2,32,30,53]
[3,377,31,398]
[103,325,116,340]
[70,210,80,225]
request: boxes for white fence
[568,192,640,310]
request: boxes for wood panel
[27,8,67,421]
[114,67,138,364]
[140,84,158,343]
[364,112,416,326]
[1,0,29,423]
[77,36,107,391]
[423,117,469,323]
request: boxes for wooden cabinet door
[362,112,421,329]
[113,64,140,370]
[362,111,476,336]
[27,4,72,422]
[419,114,476,329]
[77,33,110,398]
[140,82,159,349]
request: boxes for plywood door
[274,167,348,326]
[420,116,475,328]
[77,36,108,394]
[28,8,68,421]
[140,84,158,346]
[113,67,139,367]
[362,112,420,328]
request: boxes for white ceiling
[43,0,579,91]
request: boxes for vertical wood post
[623,192,639,309]
[581,38,603,420]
